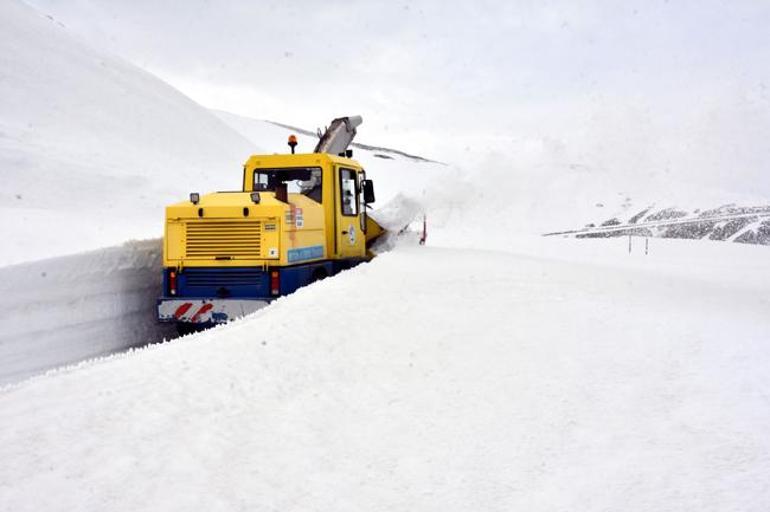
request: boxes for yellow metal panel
[164,192,284,267]
[165,221,184,263]
[365,215,385,244]
[277,193,326,265]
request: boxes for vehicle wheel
[176,323,207,336]
[310,268,328,283]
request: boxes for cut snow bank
[0,239,173,385]
[0,0,256,266]
[2,240,770,510]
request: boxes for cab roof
[243,152,362,170]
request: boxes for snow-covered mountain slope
[2,240,769,511]
[406,154,769,248]
[0,0,256,266]
[548,202,770,245]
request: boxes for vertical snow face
[0,0,256,266]
[0,239,175,385]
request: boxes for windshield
[253,167,322,203]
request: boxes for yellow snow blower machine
[157,116,385,333]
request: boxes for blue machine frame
[158,258,365,325]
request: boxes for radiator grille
[185,221,262,259]
[183,268,263,287]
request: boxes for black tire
[310,267,328,283]
[176,322,208,336]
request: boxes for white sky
[26,0,770,196]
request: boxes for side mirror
[362,179,375,204]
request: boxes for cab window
[253,167,323,203]
[339,168,358,216]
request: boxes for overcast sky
[27,0,770,195]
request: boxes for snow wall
[0,239,173,385]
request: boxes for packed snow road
[2,241,769,511]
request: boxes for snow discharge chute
[313,116,363,155]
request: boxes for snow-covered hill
[3,239,770,511]
[549,202,770,245]
[0,0,256,266]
